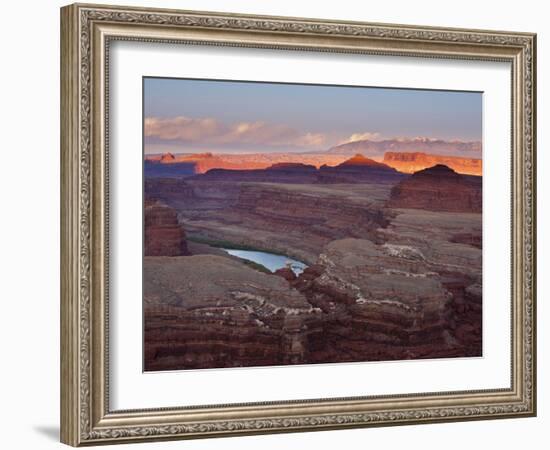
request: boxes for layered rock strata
[384,151,482,176]
[144,202,189,256]
[387,165,482,213]
[144,233,481,370]
[144,255,321,370]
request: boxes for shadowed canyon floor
[144,159,482,371]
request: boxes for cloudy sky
[144,77,482,155]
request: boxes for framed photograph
[60,3,537,446]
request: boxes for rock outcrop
[336,153,389,169]
[383,151,482,176]
[289,239,457,361]
[159,152,176,163]
[274,267,297,282]
[144,255,320,370]
[387,164,482,213]
[317,154,404,184]
[144,234,481,371]
[144,202,189,256]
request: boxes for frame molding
[61,3,536,446]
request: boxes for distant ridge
[383,152,482,176]
[327,138,481,159]
[318,153,403,183]
[268,162,316,171]
[192,154,404,184]
[337,153,389,168]
[144,152,350,175]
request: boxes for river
[222,249,308,276]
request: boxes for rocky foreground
[145,233,481,370]
[144,170,482,370]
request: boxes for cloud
[144,116,326,148]
[338,131,381,145]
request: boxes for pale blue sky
[144,77,482,154]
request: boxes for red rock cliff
[144,202,189,256]
[384,152,482,176]
[387,164,482,213]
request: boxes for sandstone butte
[336,153,389,168]
[387,164,482,213]
[383,151,482,176]
[159,152,176,163]
[144,202,189,256]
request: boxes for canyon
[144,155,482,371]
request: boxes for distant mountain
[383,152,482,176]
[327,138,481,159]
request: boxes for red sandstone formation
[274,267,297,281]
[144,202,189,256]
[384,152,482,176]
[144,152,351,175]
[387,164,482,213]
[318,153,403,184]
[178,152,401,184]
[144,236,481,371]
[144,255,318,370]
[159,152,176,163]
[337,153,389,168]
[180,153,263,173]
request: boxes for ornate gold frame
[60,3,536,446]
